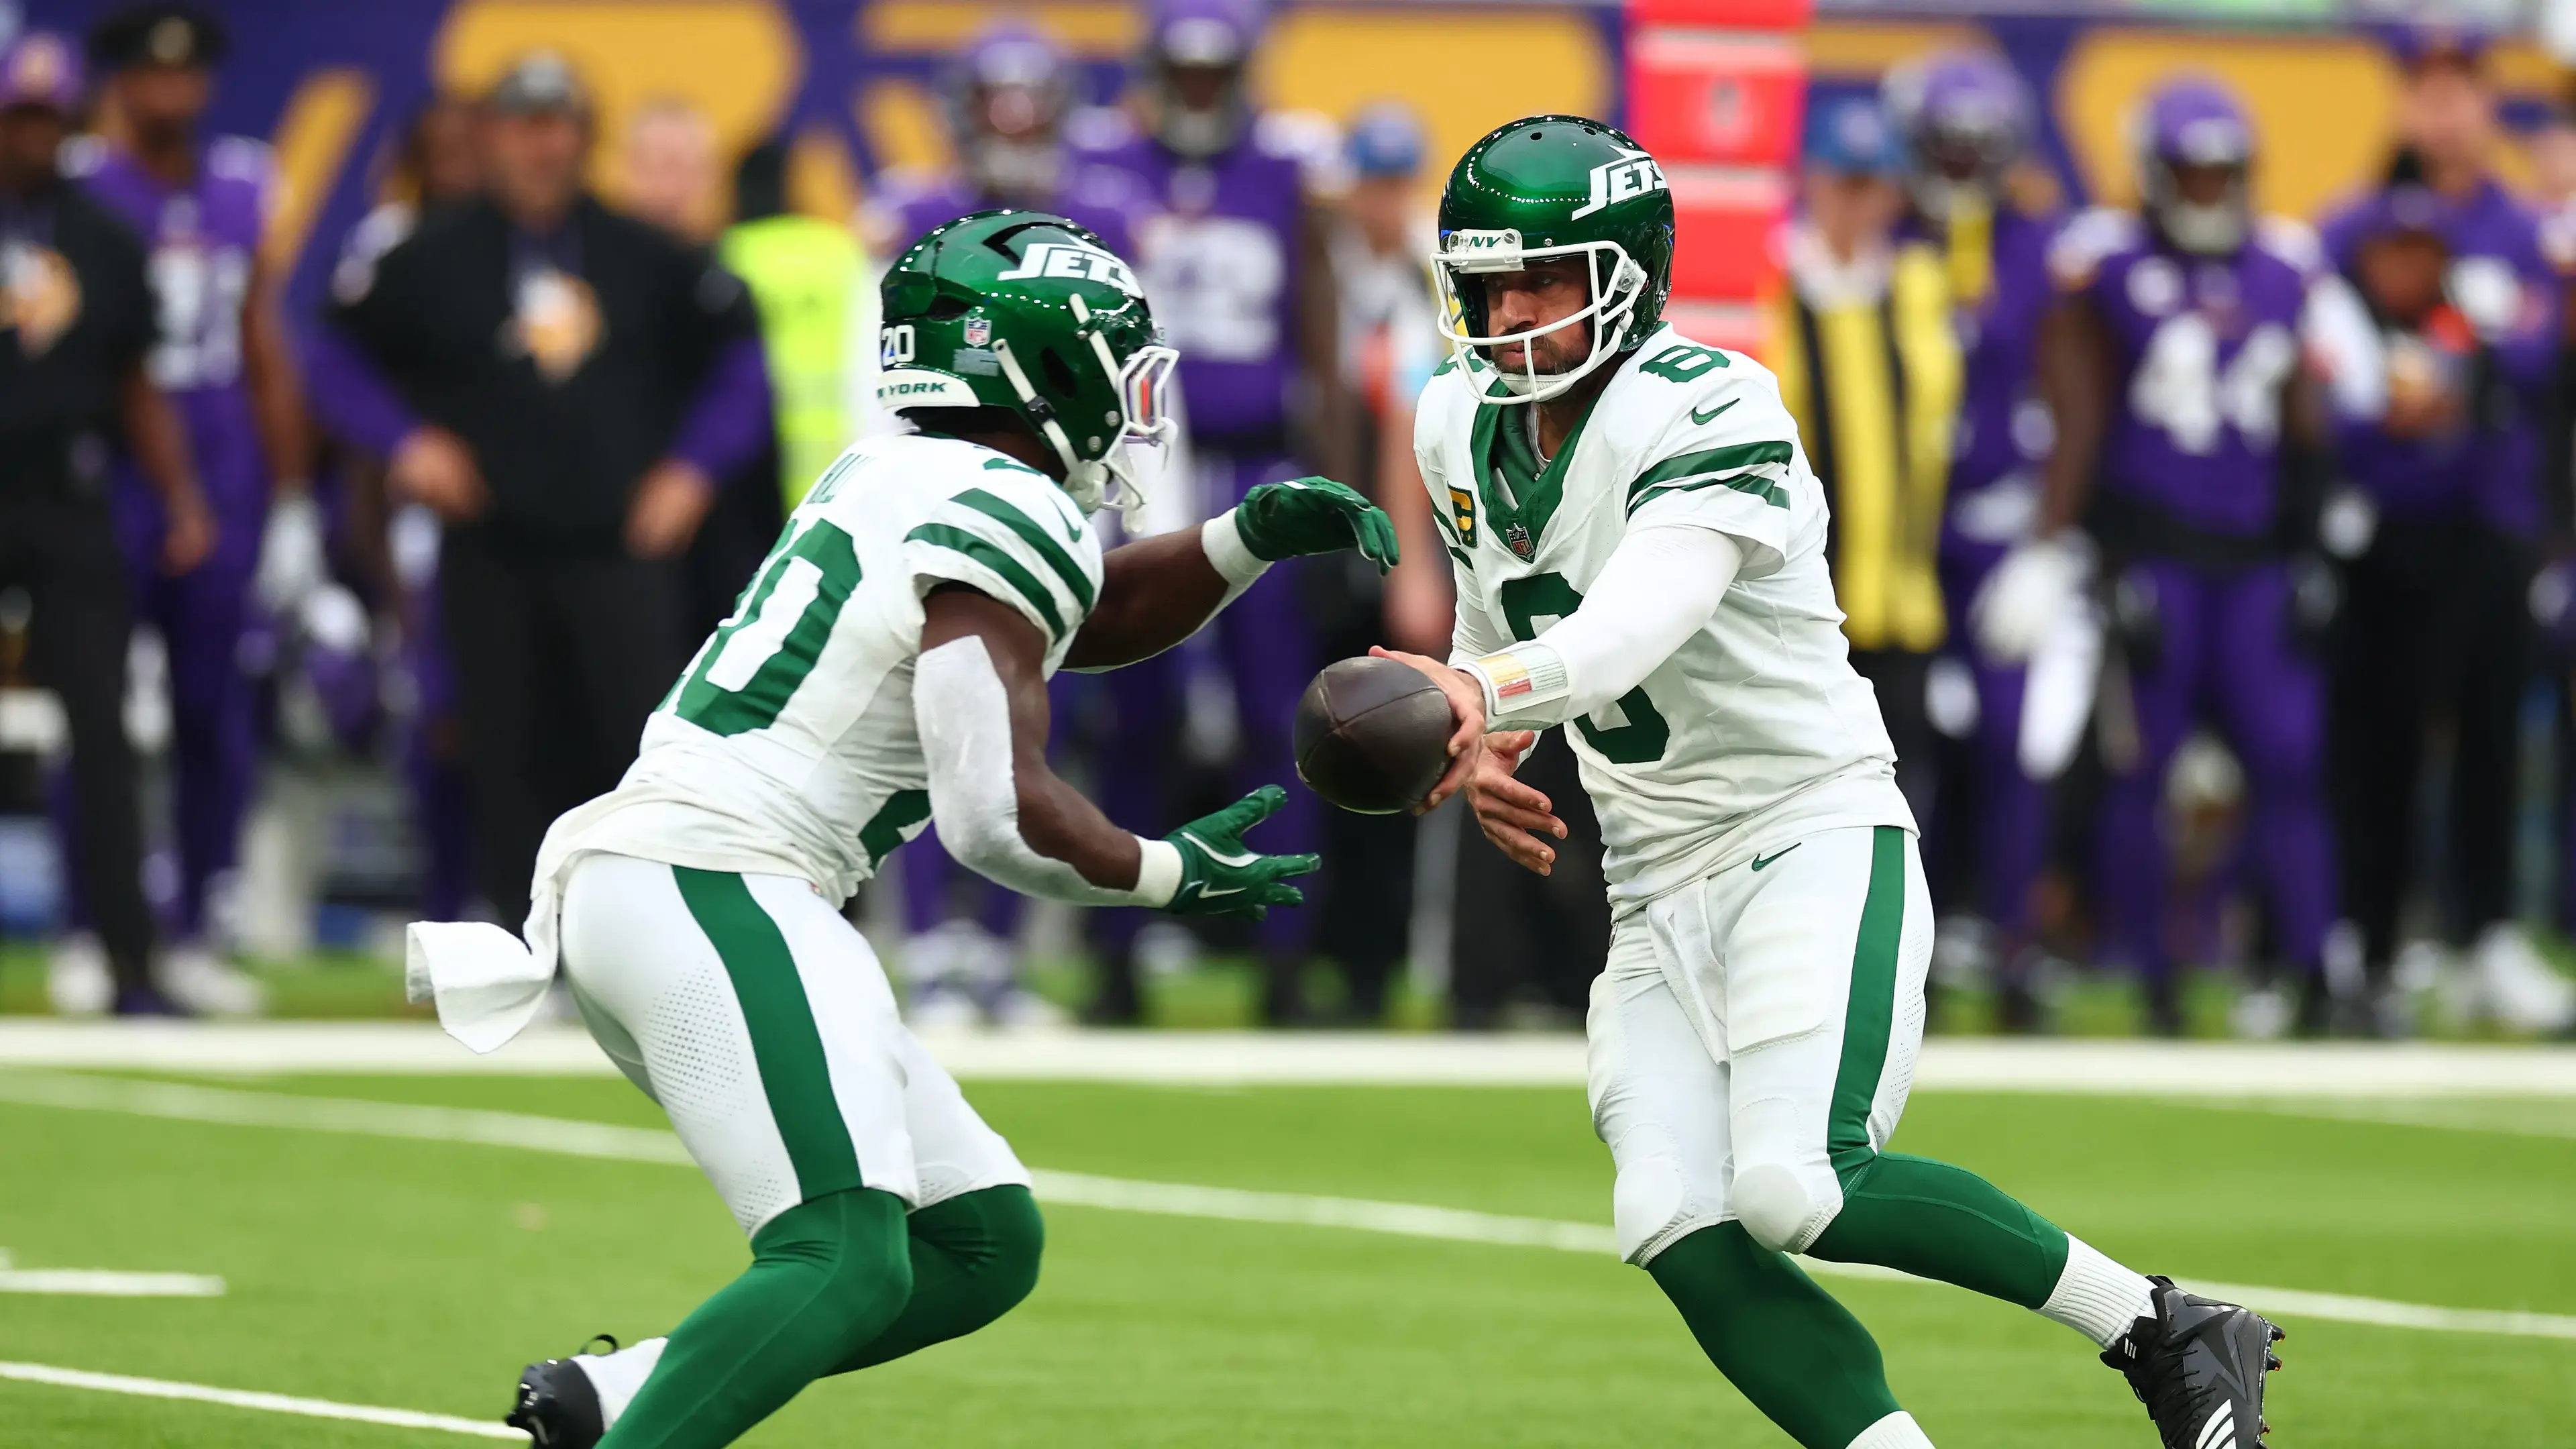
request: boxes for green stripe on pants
[672,867,864,1202]
[1827,826,1906,1187]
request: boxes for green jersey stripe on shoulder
[983,455,1046,475]
[906,522,1067,639]
[953,487,1095,610]
[1626,441,1794,513]
[805,451,863,505]
[1630,473,1789,513]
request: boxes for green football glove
[1232,477,1401,574]
[1162,785,1321,920]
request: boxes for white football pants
[1587,825,1933,1263]
[557,851,1028,1237]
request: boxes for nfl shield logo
[963,317,991,346]
[1506,523,1534,559]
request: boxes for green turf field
[1,1071,2569,1446]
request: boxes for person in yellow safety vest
[719,138,874,512]
[1766,94,1961,826]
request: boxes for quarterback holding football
[1374,116,2283,1449]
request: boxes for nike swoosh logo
[1750,844,1800,871]
[1690,400,1738,426]
[1197,885,1245,899]
[1179,831,1261,869]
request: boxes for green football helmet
[1433,115,1675,403]
[877,209,1178,511]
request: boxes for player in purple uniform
[2316,29,2575,1035]
[858,21,1160,1027]
[1087,0,1353,1023]
[863,22,1145,270]
[66,7,317,1014]
[1884,50,2063,1029]
[1983,78,2379,1034]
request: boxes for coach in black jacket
[318,52,770,919]
[0,30,211,1010]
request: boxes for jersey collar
[1466,341,1628,561]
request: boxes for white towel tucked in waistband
[405,851,578,1054]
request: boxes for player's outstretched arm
[916,586,1318,916]
[1063,478,1399,669]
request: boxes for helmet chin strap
[991,334,1106,511]
[991,295,1162,517]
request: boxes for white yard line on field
[5,1071,2572,1344]
[0,1269,224,1297]
[5,1020,2576,1095]
[0,1360,519,1439]
[2167,1094,2576,1140]
[0,1242,227,1298]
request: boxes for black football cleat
[505,1336,615,1447]
[2102,1277,2284,1449]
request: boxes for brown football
[1293,656,1455,815]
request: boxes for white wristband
[1462,643,1572,724]
[1201,510,1272,588]
[1130,837,1183,907]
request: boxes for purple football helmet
[2135,76,2255,256]
[0,31,85,113]
[947,21,1074,205]
[1882,49,2029,217]
[1142,0,1268,158]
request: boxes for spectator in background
[2318,29,2575,1035]
[614,98,786,647]
[1883,50,2064,1030]
[720,138,865,517]
[1335,102,1447,654]
[1094,0,1352,1024]
[323,95,483,922]
[1,30,211,1014]
[54,4,321,1016]
[619,96,719,244]
[1311,101,1440,1023]
[1767,97,1954,830]
[316,52,769,928]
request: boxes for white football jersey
[1416,325,1915,912]
[536,431,1106,904]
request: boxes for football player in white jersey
[1374,117,2282,1449]
[405,210,1397,1449]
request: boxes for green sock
[830,1184,1044,1375]
[600,1187,912,1449]
[1645,1222,1903,1449]
[1806,1152,2070,1309]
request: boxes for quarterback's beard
[1487,327,1589,381]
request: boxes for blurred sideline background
[8,0,2576,1037]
